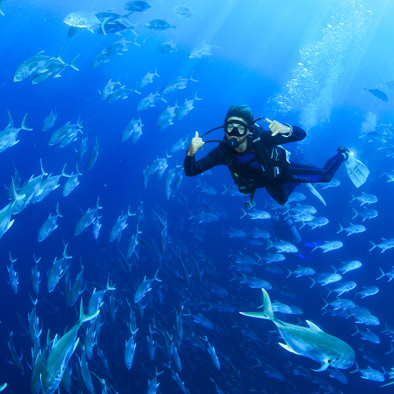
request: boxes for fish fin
[10,177,25,202]
[278,342,300,355]
[106,277,116,291]
[381,381,394,388]
[312,361,329,372]
[304,183,326,206]
[260,288,274,318]
[305,320,323,332]
[240,288,275,320]
[73,337,80,352]
[5,219,15,231]
[239,311,271,320]
[69,54,80,71]
[311,243,319,252]
[21,113,33,131]
[79,299,100,324]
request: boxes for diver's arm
[263,118,306,145]
[184,145,227,176]
[263,125,306,146]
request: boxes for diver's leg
[265,182,299,205]
[285,149,348,184]
[284,163,329,183]
[321,148,349,181]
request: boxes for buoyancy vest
[226,125,291,193]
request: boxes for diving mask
[225,120,248,137]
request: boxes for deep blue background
[1,0,394,393]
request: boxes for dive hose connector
[245,199,256,209]
[245,188,256,209]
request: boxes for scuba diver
[184,104,369,208]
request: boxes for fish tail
[62,242,72,259]
[79,299,100,324]
[106,277,116,291]
[349,193,356,203]
[55,202,63,218]
[8,251,17,263]
[61,163,71,178]
[100,17,111,35]
[154,268,162,283]
[76,163,82,176]
[384,344,394,356]
[239,311,272,320]
[351,326,360,337]
[10,176,25,202]
[189,71,198,83]
[240,288,274,321]
[376,268,386,280]
[96,196,103,210]
[311,243,319,252]
[40,158,49,176]
[368,241,377,252]
[69,54,80,71]
[221,184,228,195]
[321,298,329,310]
[21,113,33,131]
[194,90,203,101]
[349,362,359,374]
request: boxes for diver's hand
[265,118,291,136]
[187,131,205,156]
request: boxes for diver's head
[225,104,254,126]
[225,116,249,152]
[224,105,254,152]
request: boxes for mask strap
[252,117,263,124]
[201,125,224,138]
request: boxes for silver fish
[145,19,174,31]
[312,240,343,253]
[38,202,62,242]
[42,107,57,131]
[134,269,161,303]
[63,12,100,32]
[41,300,99,394]
[241,289,355,371]
[124,335,137,370]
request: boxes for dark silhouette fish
[365,88,388,102]
[125,1,151,12]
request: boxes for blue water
[1,0,394,393]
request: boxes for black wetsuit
[184,124,345,205]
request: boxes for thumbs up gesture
[187,131,205,156]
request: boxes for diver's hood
[200,117,263,148]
